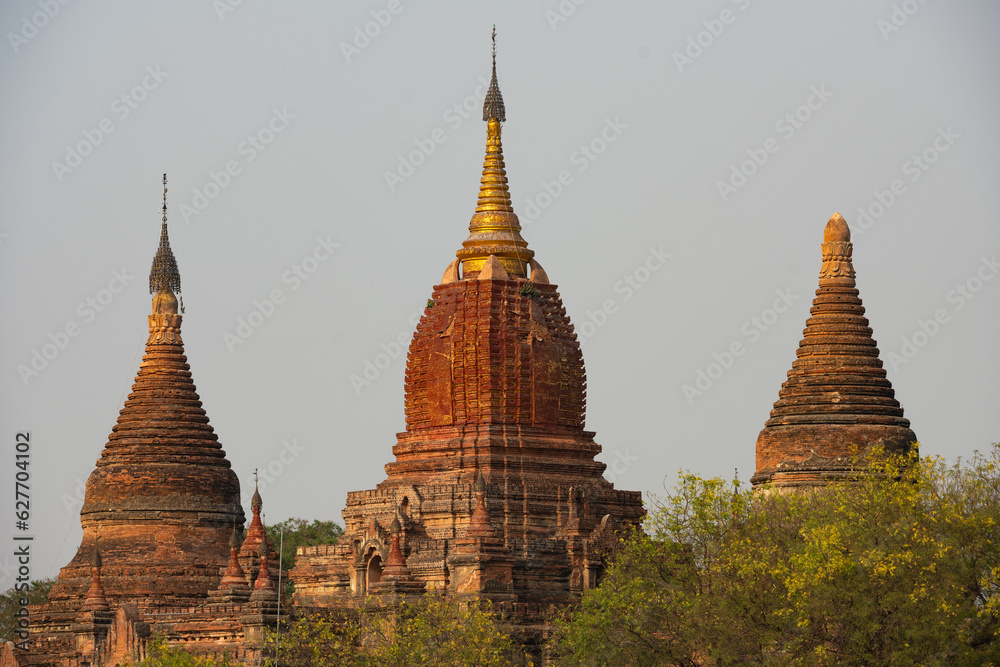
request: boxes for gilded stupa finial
[455,29,533,279]
[149,173,181,295]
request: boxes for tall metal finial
[483,27,505,122]
[149,173,182,295]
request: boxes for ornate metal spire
[483,26,505,122]
[456,29,533,278]
[149,173,181,295]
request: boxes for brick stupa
[751,213,917,489]
[26,177,244,665]
[291,35,645,646]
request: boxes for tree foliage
[264,518,344,597]
[133,636,234,666]
[264,518,344,573]
[264,594,515,667]
[557,445,1000,666]
[1,578,53,642]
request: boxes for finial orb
[824,212,851,243]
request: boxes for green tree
[264,594,514,667]
[371,594,515,666]
[133,636,234,666]
[556,445,1000,666]
[264,518,344,573]
[1,578,53,642]
[262,610,370,667]
[264,518,343,597]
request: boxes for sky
[2,1,998,587]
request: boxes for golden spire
[455,27,534,279]
[149,173,181,295]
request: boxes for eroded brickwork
[752,213,917,489]
[291,59,645,652]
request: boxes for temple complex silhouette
[15,35,916,667]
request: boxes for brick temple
[751,213,917,488]
[289,42,646,643]
[20,180,284,666]
[14,40,917,667]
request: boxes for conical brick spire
[468,473,494,538]
[80,544,110,613]
[219,527,249,591]
[58,177,244,606]
[239,473,274,584]
[752,213,917,489]
[253,538,276,593]
[381,517,412,579]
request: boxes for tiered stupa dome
[390,39,599,488]
[47,176,243,609]
[752,213,917,488]
[292,35,644,636]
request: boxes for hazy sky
[2,1,998,586]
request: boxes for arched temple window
[367,553,383,588]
